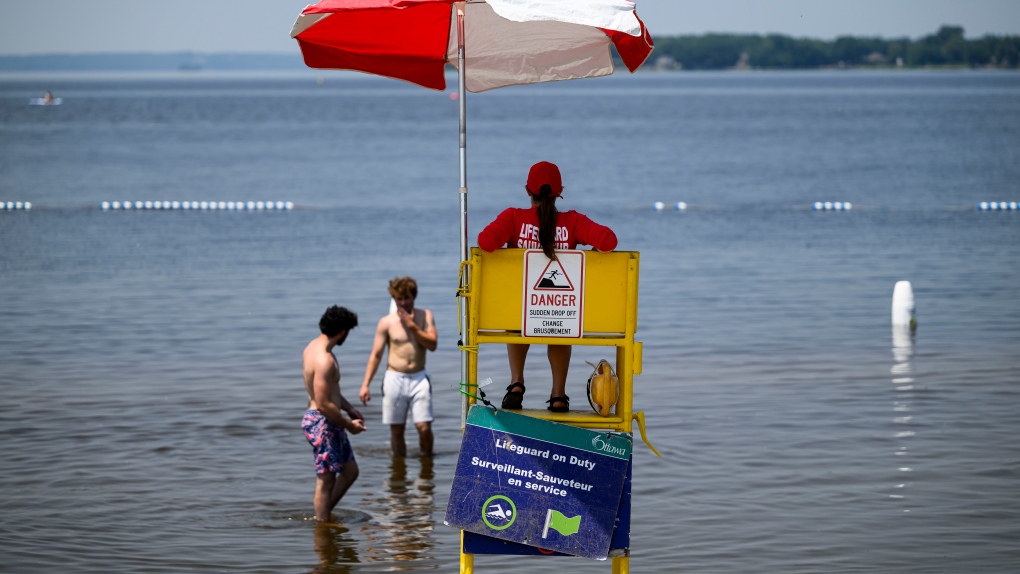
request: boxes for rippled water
[1,71,1019,572]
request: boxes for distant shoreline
[0,68,1014,82]
[2,26,1016,73]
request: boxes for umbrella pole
[457,3,470,429]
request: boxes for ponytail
[534,184,559,260]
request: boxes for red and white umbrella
[291,0,652,92]
[290,0,653,422]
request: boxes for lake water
[1,70,1019,573]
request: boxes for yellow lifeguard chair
[456,247,646,573]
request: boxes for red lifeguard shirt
[477,207,618,253]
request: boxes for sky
[0,0,1018,56]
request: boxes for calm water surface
[1,70,1019,572]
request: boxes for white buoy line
[812,202,853,211]
[977,202,1019,211]
[99,201,295,211]
[652,201,857,212]
[10,200,1014,213]
[652,201,688,211]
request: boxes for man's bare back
[303,338,341,414]
[303,333,366,431]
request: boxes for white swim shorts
[381,369,433,425]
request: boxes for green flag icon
[543,509,581,538]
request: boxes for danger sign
[523,250,584,338]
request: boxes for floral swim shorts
[302,409,355,475]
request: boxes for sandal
[546,395,570,413]
[501,382,525,409]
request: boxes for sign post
[445,405,632,560]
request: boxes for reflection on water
[312,523,360,574]
[309,457,438,571]
[890,326,916,509]
[310,458,438,574]
[362,457,438,569]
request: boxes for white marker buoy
[675,201,687,211]
[892,281,916,329]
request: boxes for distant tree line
[3,25,1016,74]
[646,26,1020,70]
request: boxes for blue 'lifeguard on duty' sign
[445,405,632,560]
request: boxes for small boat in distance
[29,91,62,106]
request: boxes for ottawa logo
[481,495,517,530]
[591,435,627,456]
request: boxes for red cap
[526,161,563,197]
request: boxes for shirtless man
[359,277,437,457]
[302,305,366,521]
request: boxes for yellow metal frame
[458,248,640,572]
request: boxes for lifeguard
[477,161,617,413]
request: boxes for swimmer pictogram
[481,495,517,530]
